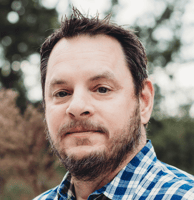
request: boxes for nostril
[82,111,90,116]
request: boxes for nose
[66,89,94,119]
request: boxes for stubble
[46,103,141,181]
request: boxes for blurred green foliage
[3,178,34,199]
[0,0,59,112]
[148,117,194,175]
[0,0,194,199]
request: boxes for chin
[67,145,102,158]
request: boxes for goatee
[46,104,141,181]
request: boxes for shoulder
[135,160,194,199]
[32,185,59,200]
[117,141,194,199]
[155,161,194,185]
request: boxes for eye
[55,91,69,97]
[96,87,110,93]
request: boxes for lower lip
[68,131,96,137]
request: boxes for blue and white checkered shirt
[33,140,194,200]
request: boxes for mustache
[58,120,109,137]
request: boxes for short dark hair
[40,7,148,106]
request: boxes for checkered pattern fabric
[33,140,194,200]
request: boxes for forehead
[48,34,126,69]
[46,34,133,87]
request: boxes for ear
[139,79,154,125]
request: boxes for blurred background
[0,0,194,199]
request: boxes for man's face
[45,35,142,179]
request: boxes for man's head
[40,8,148,104]
[41,8,154,181]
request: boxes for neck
[72,134,147,200]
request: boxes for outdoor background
[0,0,194,199]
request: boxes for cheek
[97,96,135,127]
[46,105,65,136]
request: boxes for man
[34,8,194,200]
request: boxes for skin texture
[44,35,154,200]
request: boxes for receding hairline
[47,33,129,70]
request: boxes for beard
[46,103,141,181]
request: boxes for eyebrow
[89,71,121,89]
[48,79,68,90]
[89,71,117,82]
[48,71,120,89]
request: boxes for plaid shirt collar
[58,140,157,200]
[35,140,194,199]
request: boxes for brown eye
[97,87,109,93]
[56,91,68,97]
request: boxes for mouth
[66,129,103,135]
[58,123,108,139]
